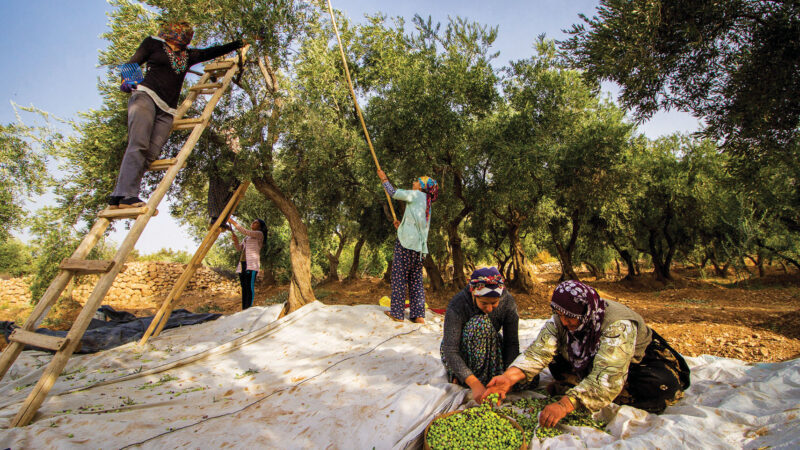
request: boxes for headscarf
[550,280,607,377]
[468,267,505,298]
[158,22,194,47]
[417,176,439,222]
[158,22,193,74]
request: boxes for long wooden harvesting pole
[325,0,397,222]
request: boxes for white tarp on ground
[0,300,798,449]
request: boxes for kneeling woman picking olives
[482,280,690,428]
[440,268,530,403]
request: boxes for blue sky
[2,0,700,254]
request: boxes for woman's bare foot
[384,311,404,322]
[412,317,425,324]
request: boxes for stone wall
[0,262,239,305]
[0,277,32,304]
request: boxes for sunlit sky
[1,0,700,253]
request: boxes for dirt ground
[2,267,799,363]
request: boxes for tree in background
[0,238,35,278]
[563,0,800,161]
[0,121,54,242]
[366,15,500,289]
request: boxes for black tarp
[1,305,221,354]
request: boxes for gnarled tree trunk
[508,224,537,293]
[548,215,581,282]
[584,261,605,280]
[447,220,468,288]
[424,254,446,292]
[346,236,366,280]
[253,177,315,312]
[607,233,636,280]
[648,228,675,282]
[325,230,347,283]
[447,173,472,289]
[383,258,392,283]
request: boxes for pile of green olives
[427,394,524,450]
[497,395,607,441]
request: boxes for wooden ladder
[0,46,249,427]
[138,180,250,346]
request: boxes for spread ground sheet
[0,301,797,449]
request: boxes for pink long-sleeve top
[233,223,263,273]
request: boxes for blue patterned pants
[389,239,426,320]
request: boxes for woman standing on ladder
[378,169,439,324]
[109,21,244,209]
[228,217,266,310]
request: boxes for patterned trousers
[440,315,504,386]
[389,240,426,320]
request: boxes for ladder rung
[172,118,204,130]
[148,158,179,171]
[204,61,234,73]
[9,329,69,352]
[189,82,223,92]
[98,206,158,219]
[59,258,114,274]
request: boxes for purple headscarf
[551,280,607,377]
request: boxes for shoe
[118,197,146,209]
[107,196,123,209]
[384,311,404,322]
[209,216,230,230]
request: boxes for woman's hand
[464,376,487,404]
[377,169,388,183]
[393,219,400,229]
[539,396,574,428]
[482,375,513,404]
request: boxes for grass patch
[314,288,335,300]
[196,303,223,314]
[234,368,259,379]
[263,291,289,305]
[137,374,178,390]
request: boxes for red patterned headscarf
[158,22,194,47]
[551,280,607,377]
[468,267,505,298]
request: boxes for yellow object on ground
[379,295,427,309]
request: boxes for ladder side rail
[0,218,110,381]
[10,47,249,427]
[145,181,250,342]
[173,71,212,120]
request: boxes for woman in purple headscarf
[440,267,527,403]
[483,280,690,428]
[109,21,245,209]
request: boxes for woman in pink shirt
[228,217,266,310]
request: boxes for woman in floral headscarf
[483,280,690,428]
[109,21,245,209]
[440,267,527,403]
[377,169,439,324]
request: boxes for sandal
[384,311,404,322]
